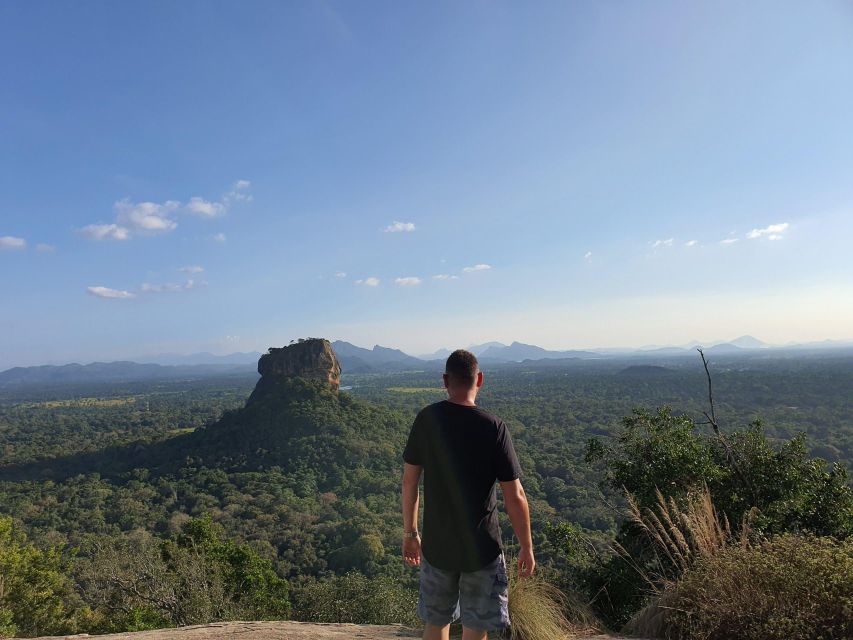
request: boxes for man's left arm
[401,462,422,566]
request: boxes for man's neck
[446,394,477,407]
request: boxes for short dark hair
[445,349,479,387]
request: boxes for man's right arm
[500,478,535,577]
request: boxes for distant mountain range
[130,351,263,366]
[330,341,425,373]
[3,335,852,388]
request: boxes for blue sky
[2,1,853,367]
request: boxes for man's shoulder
[421,401,504,427]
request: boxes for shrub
[581,405,853,628]
[626,534,853,640]
[291,573,419,626]
[77,516,290,631]
[506,556,598,640]
[0,516,82,637]
[587,409,853,540]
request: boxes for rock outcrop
[257,338,342,390]
[35,621,628,639]
[37,621,420,640]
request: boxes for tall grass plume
[506,555,600,640]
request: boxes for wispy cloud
[395,276,422,286]
[115,199,180,233]
[141,279,196,293]
[747,222,789,240]
[0,236,26,250]
[584,251,593,260]
[335,271,347,278]
[224,180,252,205]
[179,265,204,274]
[81,180,251,240]
[79,223,130,241]
[720,238,739,245]
[433,274,459,280]
[383,221,416,233]
[462,263,491,273]
[87,286,135,299]
[685,240,698,247]
[651,238,674,248]
[186,197,226,217]
[355,277,380,287]
[36,243,55,252]
[212,232,227,244]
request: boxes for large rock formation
[257,338,342,390]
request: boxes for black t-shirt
[402,400,523,572]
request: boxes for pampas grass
[615,486,747,588]
[506,556,600,640]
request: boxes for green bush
[627,534,853,640]
[0,516,83,637]
[578,406,853,628]
[291,573,418,626]
[587,408,853,539]
[77,515,290,632]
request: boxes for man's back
[403,400,521,572]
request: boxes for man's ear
[476,370,484,388]
[442,373,450,389]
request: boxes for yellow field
[30,396,137,408]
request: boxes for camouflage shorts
[418,552,510,633]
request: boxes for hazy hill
[0,361,254,388]
[331,341,425,372]
[480,341,601,362]
[729,335,769,349]
[132,351,263,366]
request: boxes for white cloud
[212,233,227,244]
[651,238,674,248]
[584,251,593,260]
[395,276,422,286]
[87,286,135,299]
[768,234,784,241]
[224,180,252,204]
[462,263,491,273]
[186,197,226,217]
[0,236,26,250]
[81,180,251,241]
[115,199,179,233]
[224,334,240,343]
[685,240,698,247]
[720,238,739,245]
[747,222,789,240]
[179,265,204,274]
[433,274,459,280]
[355,277,380,287]
[141,279,196,293]
[79,224,130,241]
[383,221,416,233]
[335,271,347,278]
[36,243,55,252]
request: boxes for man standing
[401,349,534,640]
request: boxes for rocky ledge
[35,621,632,639]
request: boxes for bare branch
[697,348,718,433]
[695,348,757,503]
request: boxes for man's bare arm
[500,478,535,577]
[401,463,422,566]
